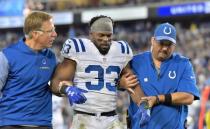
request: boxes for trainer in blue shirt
[121,23,200,129]
[0,11,87,129]
[0,11,58,129]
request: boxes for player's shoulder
[62,37,90,53]
[65,37,90,44]
[113,40,132,55]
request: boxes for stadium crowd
[25,0,200,11]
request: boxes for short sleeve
[178,60,200,100]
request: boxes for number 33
[85,65,121,92]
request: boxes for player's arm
[50,58,87,105]
[50,58,76,96]
[120,64,145,105]
[121,64,151,127]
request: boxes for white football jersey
[61,38,133,113]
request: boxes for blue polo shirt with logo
[0,39,56,126]
[129,51,200,129]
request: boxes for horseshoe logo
[163,27,172,35]
[42,59,47,65]
[168,71,176,79]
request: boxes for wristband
[164,94,172,105]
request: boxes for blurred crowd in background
[25,0,200,11]
[0,0,209,129]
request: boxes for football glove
[132,101,151,128]
[65,86,88,105]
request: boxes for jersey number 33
[85,65,120,92]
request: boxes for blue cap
[154,23,176,44]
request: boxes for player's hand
[133,101,151,128]
[139,101,151,126]
[119,73,139,94]
[59,80,73,87]
[65,86,88,106]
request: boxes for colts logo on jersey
[63,38,86,54]
[168,71,176,79]
[40,58,50,70]
[42,58,47,65]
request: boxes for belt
[74,110,116,116]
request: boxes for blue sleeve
[178,60,200,100]
[0,52,9,95]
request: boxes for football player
[50,15,145,129]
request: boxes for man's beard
[98,47,110,55]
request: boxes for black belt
[74,110,116,116]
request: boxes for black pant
[0,126,52,129]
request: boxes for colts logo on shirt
[42,58,47,65]
[40,58,50,70]
[168,71,176,79]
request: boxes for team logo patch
[168,71,176,79]
[42,58,47,65]
[40,58,50,70]
[163,27,172,35]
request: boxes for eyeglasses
[35,28,56,35]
